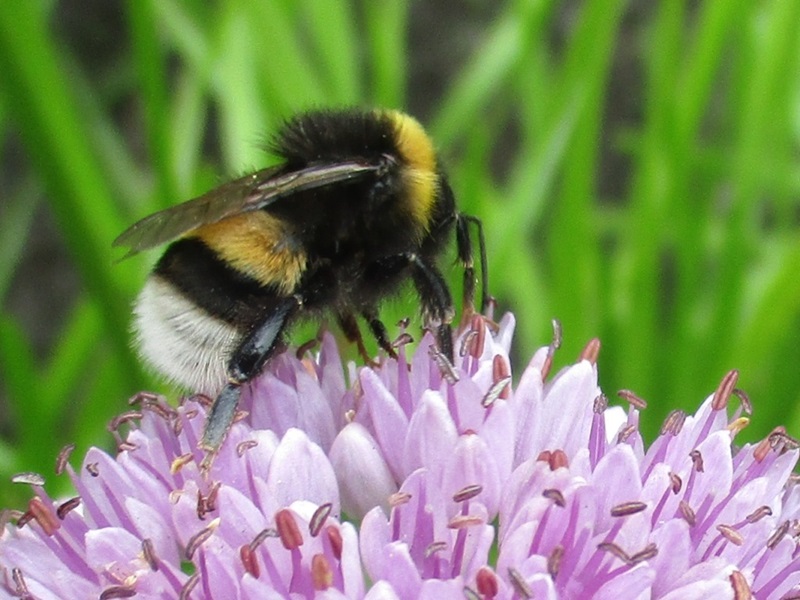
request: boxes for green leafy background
[1,1,800,505]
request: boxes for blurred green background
[1,1,800,506]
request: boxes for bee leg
[336,311,376,366]
[456,213,489,316]
[409,254,455,362]
[362,308,398,360]
[200,296,300,454]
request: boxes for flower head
[2,314,800,599]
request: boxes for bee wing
[113,161,381,257]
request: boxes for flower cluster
[2,314,800,599]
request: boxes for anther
[276,509,303,550]
[99,586,136,599]
[716,524,743,546]
[727,417,749,436]
[548,449,569,470]
[236,440,259,457]
[660,410,686,436]
[28,497,60,535]
[240,544,260,578]
[745,506,772,523]
[459,329,478,357]
[617,424,637,443]
[548,545,564,578]
[170,453,195,474]
[428,346,459,384]
[184,519,219,560]
[597,541,630,563]
[11,472,45,486]
[679,500,696,526]
[617,389,647,410]
[712,370,739,411]
[491,355,511,400]
[142,538,159,571]
[508,566,534,599]
[669,472,682,494]
[690,449,704,472]
[447,514,484,529]
[729,570,751,600]
[326,525,343,560]
[452,484,483,503]
[732,388,752,414]
[425,540,448,557]
[463,586,481,600]
[579,337,601,364]
[388,491,412,507]
[593,394,608,413]
[250,528,279,551]
[392,332,414,349]
[311,554,333,590]
[469,314,487,358]
[56,497,81,520]
[482,376,511,408]
[128,391,162,406]
[542,489,566,508]
[309,503,332,537]
[537,449,570,470]
[55,444,76,475]
[107,411,143,432]
[475,566,499,597]
[629,543,658,564]
[766,521,790,550]
[11,568,29,597]
[770,429,800,453]
[16,511,33,529]
[551,319,563,350]
[610,501,647,517]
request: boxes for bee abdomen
[133,276,240,395]
[134,236,299,394]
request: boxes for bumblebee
[114,108,488,454]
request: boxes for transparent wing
[113,161,380,257]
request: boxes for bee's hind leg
[200,296,300,456]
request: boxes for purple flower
[2,314,800,599]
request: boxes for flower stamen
[579,337,600,364]
[27,497,59,535]
[542,488,566,507]
[453,484,483,503]
[142,538,158,571]
[617,389,647,410]
[185,519,219,560]
[309,502,332,537]
[99,585,136,599]
[475,566,499,597]
[276,509,303,550]
[548,544,564,578]
[55,444,75,475]
[179,573,199,600]
[236,440,258,456]
[507,566,534,599]
[56,496,81,520]
[240,544,260,578]
[311,554,333,590]
[610,501,647,517]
